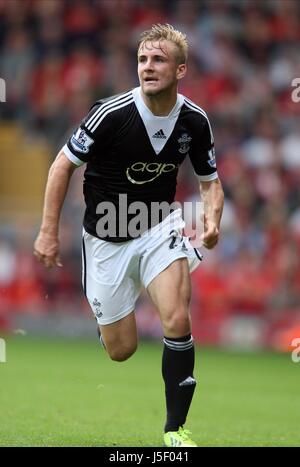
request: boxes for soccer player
[34,24,224,447]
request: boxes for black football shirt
[63,87,218,241]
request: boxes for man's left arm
[199,178,224,249]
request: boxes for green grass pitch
[0,336,299,447]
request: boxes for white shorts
[82,209,203,325]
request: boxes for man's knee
[99,310,137,362]
[162,308,191,336]
[106,342,137,362]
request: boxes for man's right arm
[34,150,78,268]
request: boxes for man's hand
[201,214,220,249]
[33,232,62,268]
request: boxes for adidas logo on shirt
[152,129,166,139]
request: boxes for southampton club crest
[92,298,103,318]
[178,133,192,154]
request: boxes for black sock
[162,334,197,433]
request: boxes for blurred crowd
[0,0,300,340]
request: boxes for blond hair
[138,24,188,64]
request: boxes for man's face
[137,40,186,96]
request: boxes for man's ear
[176,64,187,80]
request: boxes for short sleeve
[188,116,218,182]
[62,103,113,166]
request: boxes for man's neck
[141,88,178,117]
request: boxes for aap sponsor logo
[126,162,179,185]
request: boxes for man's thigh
[99,311,138,360]
[138,227,196,336]
[146,257,191,313]
[146,258,192,337]
[82,230,141,325]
